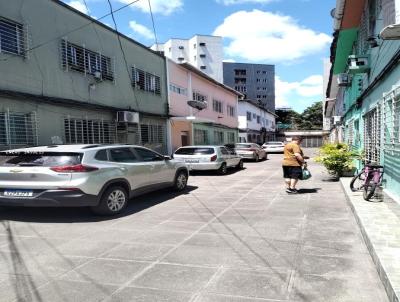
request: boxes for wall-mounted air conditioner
[117,111,139,124]
[93,71,102,81]
[337,73,351,86]
[348,55,370,74]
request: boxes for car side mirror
[164,155,172,160]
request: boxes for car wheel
[236,160,244,170]
[219,163,227,175]
[173,170,188,191]
[91,186,128,216]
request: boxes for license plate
[4,190,33,197]
[185,160,199,163]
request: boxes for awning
[333,28,358,75]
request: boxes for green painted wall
[193,124,238,145]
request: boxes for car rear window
[266,142,283,145]
[0,152,82,167]
[235,144,252,149]
[175,148,214,155]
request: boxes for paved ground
[0,150,389,302]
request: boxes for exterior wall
[170,120,192,152]
[153,35,223,82]
[223,62,275,112]
[192,123,238,146]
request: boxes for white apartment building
[238,100,277,143]
[152,35,223,82]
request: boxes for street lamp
[380,24,400,40]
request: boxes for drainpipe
[188,71,194,144]
[165,59,172,155]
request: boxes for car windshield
[265,142,283,145]
[235,144,252,149]
[0,152,82,167]
[175,147,214,155]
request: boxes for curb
[340,178,400,302]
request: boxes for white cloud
[67,0,89,14]
[117,0,183,15]
[216,0,275,5]
[213,10,331,63]
[275,75,323,107]
[129,21,154,40]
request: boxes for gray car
[0,144,189,215]
[173,145,243,175]
[235,143,267,161]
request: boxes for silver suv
[0,144,189,215]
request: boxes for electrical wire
[0,0,141,62]
[147,0,159,47]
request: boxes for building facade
[237,100,276,143]
[152,35,223,83]
[167,60,240,152]
[0,0,169,153]
[328,0,400,201]
[223,62,275,112]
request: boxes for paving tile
[102,243,173,261]
[106,286,192,302]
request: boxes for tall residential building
[223,62,275,112]
[151,35,223,83]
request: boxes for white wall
[237,102,275,132]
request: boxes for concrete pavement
[0,150,389,301]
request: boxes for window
[213,99,223,113]
[227,132,235,143]
[0,17,25,56]
[227,105,235,117]
[262,71,267,74]
[256,79,261,83]
[253,113,256,118]
[194,129,209,145]
[246,112,252,121]
[199,42,206,46]
[199,54,206,58]
[193,91,207,102]
[234,69,246,76]
[364,107,381,163]
[132,67,161,94]
[193,43,197,49]
[64,117,115,144]
[61,40,114,81]
[134,147,162,161]
[95,150,108,161]
[169,83,187,95]
[0,111,37,147]
[262,95,267,99]
[200,66,206,70]
[234,78,246,84]
[256,70,261,74]
[214,131,224,144]
[262,79,267,83]
[109,148,137,163]
[193,55,196,61]
[257,116,261,124]
[140,124,165,145]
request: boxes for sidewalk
[341,178,400,302]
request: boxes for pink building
[167,60,241,152]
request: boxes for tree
[296,101,323,130]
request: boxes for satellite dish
[330,8,336,18]
[380,24,400,40]
[187,100,207,110]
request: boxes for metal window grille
[382,87,400,153]
[213,100,223,113]
[64,117,116,144]
[194,129,209,145]
[0,110,38,148]
[0,17,27,57]
[140,123,166,152]
[193,91,207,102]
[347,119,354,147]
[364,107,381,163]
[132,67,161,95]
[227,132,235,143]
[227,105,235,117]
[214,131,224,145]
[60,39,114,81]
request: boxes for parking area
[0,151,389,302]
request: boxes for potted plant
[315,143,358,179]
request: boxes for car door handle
[119,167,127,172]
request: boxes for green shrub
[315,143,358,177]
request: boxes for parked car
[0,144,189,215]
[262,141,285,153]
[235,143,267,161]
[173,145,243,174]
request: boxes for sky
[64,0,335,112]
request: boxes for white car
[262,141,285,153]
[0,144,189,215]
[235,143,267,161]
[173,145,243,174]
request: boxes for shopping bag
[302,167,312,180]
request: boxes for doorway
[181,131,189,146]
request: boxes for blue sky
[64,0,335,112]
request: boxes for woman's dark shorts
[282,166,302,179]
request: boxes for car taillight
[249,148,257,152]
[210,155,217,161]
[50,164,98,173]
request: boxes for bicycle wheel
[363,179,377,201]
[350,171,365,192]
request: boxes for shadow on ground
[0,185,198,223]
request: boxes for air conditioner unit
[117,111,139,124]
[178,46,184,50]
[348,55,370,74]
[93,71,102,81]
[337,73,351,86]
[333,116,342,125]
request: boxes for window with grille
[257,116,261,124]
[61,40,114,81]
[227,105,235,117]
[140,124,165,145]
[193,91,207,102]
[0,111,38,147]
[194,129,208,145]
[383,87,400,149]
[0,17,26,57]
[246,112,252,121]
[213,99,223,113]
[214,131,224,144]
[169,83,187,95]
[347,119,354,147]
[364,107,381,163]
[227,132,235,143]
[132,67,161,94]
[64,117,115,144]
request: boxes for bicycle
[350,162,384,201]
